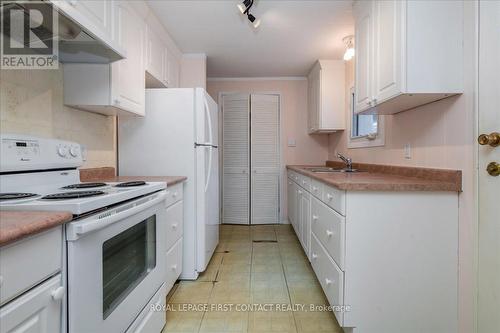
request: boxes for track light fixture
[237,0,261,29]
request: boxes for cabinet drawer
[166,238,183,292]
[166,183,183,207]
[297,174,311,191]
[310,234,344,326]
[311,197,345,270]
[310,179,323,199]
[322,184,346,216]
[0,227,62,305]
[0,274,62,333]
[165,200,183,250]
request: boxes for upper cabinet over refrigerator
[354,0,463,115]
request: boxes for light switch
[404,143,411,159]
[287,138,296,147]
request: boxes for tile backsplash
[0,68,116,168]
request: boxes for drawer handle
[325,278,334,285]
[326,194,333,200]
[312,253,318,260]
[326,230,334,237]
[171,264,177,271]
[312,215,319,221]
[51,286,65,301]
[172,223,178,229]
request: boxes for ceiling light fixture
[343,35,355,61]
[237,0,261,29]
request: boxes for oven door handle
[67,191,167,240]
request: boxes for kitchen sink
[305,167,363,173]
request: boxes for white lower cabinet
[0,274,63,333]
[287,168,459,332]
[165,183,184,293]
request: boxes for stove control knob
[70,146,79,157]
[57,146,68,157]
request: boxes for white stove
[0,134,168,333]
[0,134,165,215]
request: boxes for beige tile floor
[163,224,344,333]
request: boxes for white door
[372,0,403,103]
[222,94,250,224]
[477,1,500,332]
[354,1,374,113]
[250,94,280,225]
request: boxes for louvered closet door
[250,94,280,224]
[222,94,250,224]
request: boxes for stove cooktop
[0,181,166,215]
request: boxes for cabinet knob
[487,162,500,177]
[326,230,334,237]
[478,132,500,147]
[312,253,318,260]
[312,186,318,191]
[51,286,65,301]
[298,190,303,195]
[312,215,319,221]
[325,278,333,285]
[171,264,177,270]
[372,96,377,104]
[326,193,333,200]
[172,223,178,229]
[114,99,121,105]
[173,192,178,198]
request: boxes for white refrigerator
[118,88,219,280]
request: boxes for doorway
[220,93,281,225]
[477,0,500,331]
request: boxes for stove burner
[42,191,105,200]
[115,181,147,188]
[0,193,38,201]
[62,182,107,189]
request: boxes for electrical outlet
[287,138,296,147]
[404,143,411,159]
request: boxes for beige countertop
[0,211,72,247]
[287,164,462,192]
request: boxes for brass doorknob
[478,132,500,147]
[487,162,500,177]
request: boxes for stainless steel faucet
[337,153,353,171]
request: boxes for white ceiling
[147,0,354,78]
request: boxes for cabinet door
[145,27,164,84]
[300,191,311,258]
[354,1,374,113]
[112,2,146,115]
[373,0,403,103]
[287,179,295,225]
[308,65,320,132]
[0,275,62,333]
[168,54,180,88]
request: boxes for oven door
[66,191,167,333]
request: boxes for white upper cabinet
[307,60,346,134]
[144,13,181,89]
[111,1,146,115]
[354,0,463,115]
[51,0,125,58]
[353,1,373,113]
[63,2,146,116]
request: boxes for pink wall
[328,5,477,331]
[207,78,329,165]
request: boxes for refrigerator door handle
[205,146,213,193]
[195,142,217,148]
[203,94,214,146]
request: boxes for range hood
[0,1,124,63]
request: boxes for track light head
[237,0,253,14]
[247,13,256,22]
